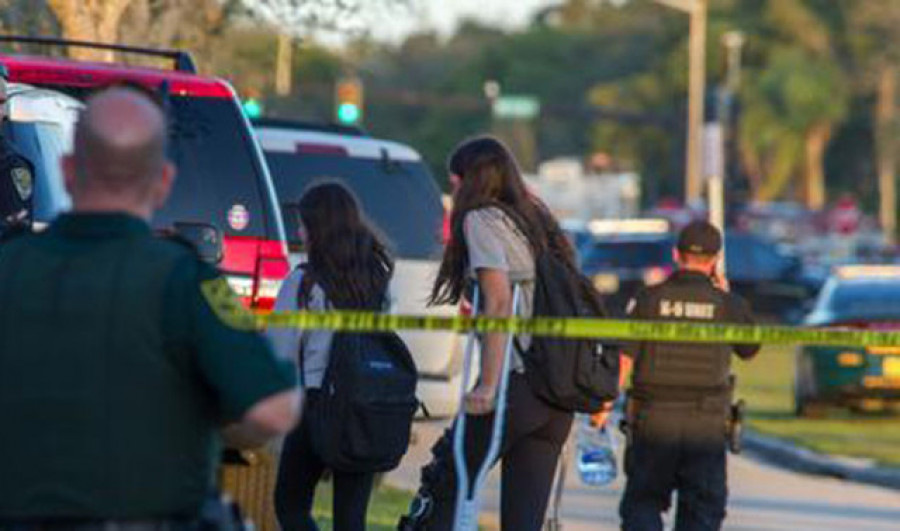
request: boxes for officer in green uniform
[0,87,299,528]
[0,63,35,235]
[619,221,760,531]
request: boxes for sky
[375,0,562,42]
[247,0,566,46]
[291,0,563,46]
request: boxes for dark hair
[430,135,577,305]
[298,181,394,310]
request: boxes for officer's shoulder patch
[200,276,259,331]
[11,165,32,200]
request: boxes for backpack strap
[295,265,315,390]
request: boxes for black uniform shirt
[0,134,33,231]
[624,270,761,399]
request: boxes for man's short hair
[73,86,168,193]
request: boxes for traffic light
[335,77,363,125]
[242,97,263,119]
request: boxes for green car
[795,266,900,416]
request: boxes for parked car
[252,118,462,416]
[724,232,817,323]
[1,37,290,310]
[795,265,900,416]
[579,218,674,315]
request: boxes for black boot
[397,489,434,530]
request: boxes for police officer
[0,63,34,235]
[0,87,299,528]
[619,220,760,531]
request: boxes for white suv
[254,119,463,417]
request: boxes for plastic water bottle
[575,413,618,486]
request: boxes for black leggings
[274,395,375,531]
[422,373,573,531]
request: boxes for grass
[312,480,413,530]
[733,344,900,467]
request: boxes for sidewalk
[386,419,900,530]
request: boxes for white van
[253,119,463,416]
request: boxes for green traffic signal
[337,102,360,124]
[243,98,263,119]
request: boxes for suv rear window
[156,96,271,238]
[583,239,674,269]
[263,151,443,260]
[16,90,276,240]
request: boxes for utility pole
[655,0,707,205]
[275,33,293,97]
[687,0,707,205]
[878,66,897,245]
[708,31,744,275]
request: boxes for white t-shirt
[265,268,332,389]
[463,206,536,372]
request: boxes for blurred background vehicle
[724,232,818,324]
[577,218,673,315]
[795,266,900,416]
[253,118,462,417]
[525,157,641,222]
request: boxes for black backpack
[298,274,419,473]
[518,250,621,413]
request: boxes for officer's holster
[726,375,745,454]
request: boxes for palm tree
[736,0,848,207]
[844,0,900,242]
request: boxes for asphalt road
[388,420,900,530]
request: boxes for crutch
[544,439,571,531]
[452,283,523,531]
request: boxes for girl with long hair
[268,181,393,531]
[409,136,577,530]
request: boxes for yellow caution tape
[256,310,900,348]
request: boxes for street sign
[493,95,540,119]
[702,123,724,180]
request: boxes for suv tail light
[252,240,290,311]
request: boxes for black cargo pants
[620,399,729,531]
[419,373,573,531]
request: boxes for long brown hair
[430,136,577,305]
[298,181,394,310]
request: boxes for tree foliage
[0,0,897,212]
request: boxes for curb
[742,429,900,490]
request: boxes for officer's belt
[628,391,730,413]
[629,384,730,403]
